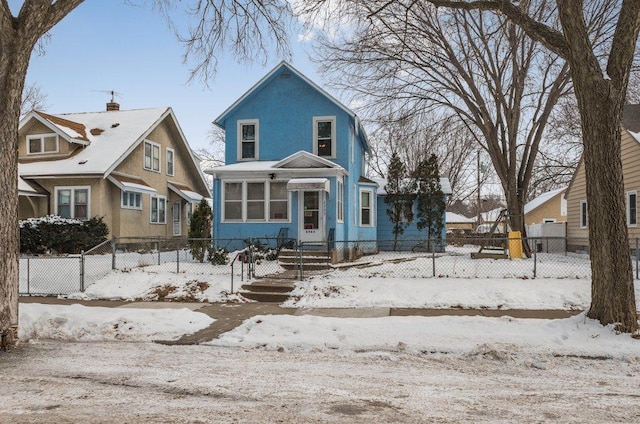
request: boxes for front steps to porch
[277,248,333,271]
[240,279,296,303]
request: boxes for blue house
[206,62,377,260]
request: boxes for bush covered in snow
[20,215,109,255]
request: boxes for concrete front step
[241,279,296,303]
[241,291,292,303]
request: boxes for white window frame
[627,190,637,227]
[313,116,336,158]
[166,147,175,176]
[268,181,290,222]
[337,179,344,223]
[237,119,259,161]
[246,181,266,221]
[580,200,588,229]
[150,194,167,224]
[222,180,291,223]
[27,133,59,155]
[359,188,374,227]
[143,140,161,173]
[54,186,91,220]
[121,191,142,210]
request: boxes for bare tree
[0,0,292,347]
[20,82,50,117]
[307,0,572,253]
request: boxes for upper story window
[238,120,259,161]
[55,186,90,220]
[166,147,175,176]
[313,116,336,158]
[27,133,59,155]
[144,140,161,172]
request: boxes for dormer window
[313,116,336,158]
[238,119,259,160]
[27,133,59,154]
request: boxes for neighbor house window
[237,120,259,160]
[55,186,90,220]
[166,148,175,176]
[223,180,290,222]
[150,195,167,224]
[121,191,142,210]
[313,116,336,157]
[27,134,59,154]
[144,140,161,172]
[186,202,194,225]
[580,200,588,228]
[269,182,288,220]
[360,189,373,226]
[337,179,344,222]
[628,191,637,227]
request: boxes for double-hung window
[238,120,259,160]
[580,200,588,228]
[223,182,243,221]
[246,182,265,220]
[166,148,175,176]
[27,134,59,154]
[121,191,142,210]
[56,186,90,220]
[150,195,167,224]
[144,140,161,172]
[313,116,336,157]
[628,191,637,227]
[360,189,373,226]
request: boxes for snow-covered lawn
[6,250,640,422]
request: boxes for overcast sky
[15,1,326,152]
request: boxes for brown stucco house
[565,104,640,251]
[18,102,211,238]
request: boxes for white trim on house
[286,178,330,192]
[337,178,344,223]
[360,188,374,227]
[121,191,142,210]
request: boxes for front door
[172,201,181,236]
[299,191,324,242]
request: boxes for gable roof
[213,61,370,152]
[524,187,566,214]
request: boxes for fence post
[533,249,537,279]
[80,251,85,292]
[111,237,116,270]
[431,239,436,277]
[176,241,180,273]
[299,242,304,280]
[157,241,161,265]
[27,257,30,295]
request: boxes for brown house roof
[36,111,89,142]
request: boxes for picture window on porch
[222,180,290,222]
[55,186,90,220]
[238,120,259,160]
[313,116,336,158]
[27,133,59,154]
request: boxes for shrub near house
[20,215,108,254]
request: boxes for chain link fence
[19,235,640,296]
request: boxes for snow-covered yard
[4,250,640,422]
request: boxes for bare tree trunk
[0,37,29,347]
[578,84,637,331]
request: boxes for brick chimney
[106,101,120,111]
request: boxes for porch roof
[168,182,205,203]
[107,174,157,194]
[286,178,330,192]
